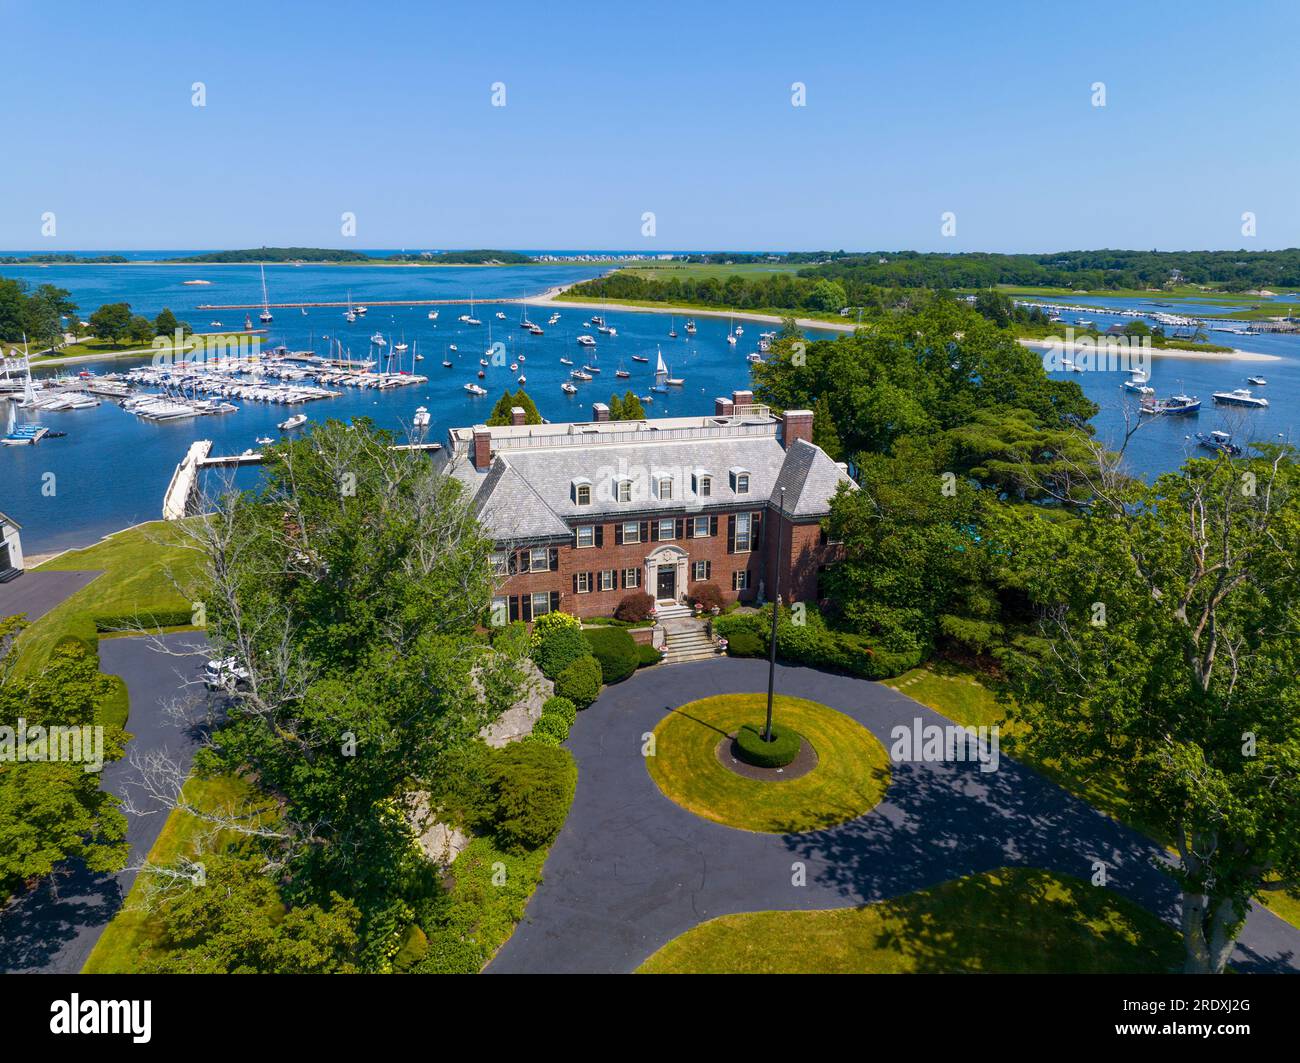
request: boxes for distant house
[0,511,22,576]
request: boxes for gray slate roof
[442,432,853,544]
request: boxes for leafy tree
[607,393,624,420]
[997,446,1300,973]
[487,388,541,426]
[127,315,154,344]
[0,622,128,900]
[21,284,77,351]
[619,391,646,419]
[153,307,191,337]
[88,302,133,344]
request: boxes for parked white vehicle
[204,656,251,691]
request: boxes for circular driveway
[487,658,1300,974]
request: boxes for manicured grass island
[645,693,890,833]
[638,868,1183,974]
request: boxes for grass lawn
[646,693,890,833]
[638,867,1183,973]
[17,520,203,679]
[82,774,271,973]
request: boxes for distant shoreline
[1017,338,1282,363]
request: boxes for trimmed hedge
[713,607,923,680]
[725,631,764,658]
[532,615,589,680]
[635,643,661,668]
[734,722,803,769]
[488,742,578,852]
[554,655,602,708]
[92,608,195,632]
[583,626,638,684]
[541,695,577,728]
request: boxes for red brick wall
[763,513,842,605]
[494,509,772,619]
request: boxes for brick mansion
[439,390,854,620]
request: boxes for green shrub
[490,619,532,657]
[488,742,578,852]
[427,740,496,830]
[92,608,195,632]
[53,632,97,659]
[530,611,581,645]
[690,583,725,612]
[98,674,130,730]
[533,712,570,742]
[554,655,602,708]
[541,695,577,727]
[582,626,638,684]
[734,722,803,768]
[714,607,922,680]
[635,643,661,668]
[532,618,589,680]
[521,731,561,747]
[725,631,764,657]
[393,924,429,972]
[614,592,654,622]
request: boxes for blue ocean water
[1,263,1297,554]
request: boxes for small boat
[639,394,653,404]
[278,413,308,431]
[464,382,487,396]
[301,308,308,316]
[448,344,458,352]
[668,314,678,339]
[428,310,439,320]
[345,311,357,323]
[477,369,486,379]
[685,319,697,334]
[1196,430,1241,456]
[582,364,600,374]
[1141,394,1201,416]
[734,324,743,336]
[395,339,409,353]
[746,352,763,364]
[527,324,543,335]
[591,315,605,327]
[517,375,526,384]
[1122,379,1155,394]
[371,332,387,347]
[413,406,431,428]
[615,359,630,379]
[496,311,507,320]
[571,369,593,381]
[1076,319,1094,328]
[577,334,597,347]
[255,436,274,446]
[258,265,273,323]
[210,320,222,326]
[1212,388,1268,408]
[631,354,649,363]
[442,359,454,368]
[518,354,525,363]
[355,306,368,316]
[510,363,518,372]
[559,357,574,366]
[561,382,577,395]
[1247,375,1268,386]
[479,358,490,366]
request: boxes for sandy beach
[1018,337,1282,363]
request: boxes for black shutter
[549,547,559,571]
[710,514,719,537]
[572,528,579,549]
[615,523,624,545]
[650,520,659,542]
[727,514,736,553]
[753,511,763,549]
[521,594,533,622]
[509,595,519,622]
[550,591,560,613]
[588,572,595,593]
[507,552,517,575]
[640,521,649,543]
[595,524,604,548]
[572,573,579,594]
[676,518,685,539]
[685,518,694,539]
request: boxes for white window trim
[657,518,675,541]
[735,512,752,553]
[692,515,710,537]
[576,572,591,593]
[531,592,552,614]
[624,567,640,588]
[617,479,633,503]
[490,552,508,577]
[576,525,595,549]
[622,521,641,544]
[529,548,549,573]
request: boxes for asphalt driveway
[0,631,210,973]
[0,569,102,625]
[487,658,1300,974]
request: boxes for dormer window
[616,478,633,503]
[692,471,712,497]
[730,467,751,494]
[656,476,674,500]
[572,477,593,505]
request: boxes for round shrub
[583,626,638,684]
[541,695,577,727]
[488,742,578,851]
[615,592,654,623]
[690,583,725,612]
[532,617,589,680]
[635,643,661,668]
[522,730,561,747]
[554,655,602,708]
[726,631,765,658]
[533,712,570,742]
[734,722,803,769]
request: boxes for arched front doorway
[646,545,688,604]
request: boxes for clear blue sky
[3,0,1298,252]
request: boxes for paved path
[0,569,102,625]
[0,632,209,973]
[488,658,1300,974]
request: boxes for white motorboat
[428,310,439,320]
[464,382,487,396]
[1247,375,1268,386]
[1212,388,1268,408]
[413,406,431,427]
[371,333,387,347]
[561,381,577,395]
[278,413,308,431]
[577,335,596,347]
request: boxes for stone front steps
[653,601,694,621]
[661,625,720,665]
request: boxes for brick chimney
[472,425,493,469]
[731,389,754,408]
[510,406,526,426]
[591,402,610,422]
[714,396,735,417]
[781,409,814,448]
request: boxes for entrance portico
[646,544,688,605]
